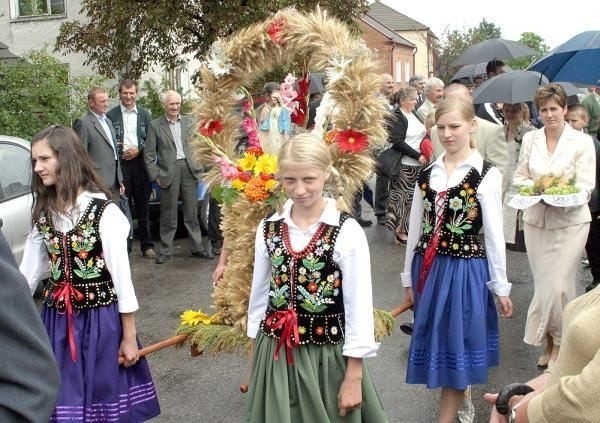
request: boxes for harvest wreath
[173,7,404,355]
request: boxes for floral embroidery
[421,197,434,235]
[445,187,478,235]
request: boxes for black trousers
[121,156,153,252]
[585,211,600,282]
[374,174,390,217]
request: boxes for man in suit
[107,79,155,259]
[409,74,426,110]
[416,77,445,123]
[475,60,506,125]
[0,232,59,421]
[73,87,124,199]
[431,83,509,191]
[144,90,210,264]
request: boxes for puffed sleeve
[478,166,511,296]
[247,219,271,338]
[401,184,424,287]
[19,226,50,295]
[99,203,138,313]
[335,218,379,358]
[513,130,535,187]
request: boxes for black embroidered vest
[414,162,493,258]
[260,213,350,346]
[36,198,118,311]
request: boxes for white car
[0,135,32,263]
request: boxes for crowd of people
[2,63,600,422]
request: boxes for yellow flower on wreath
[265,179,278,193]
[254,154,278,176]
[180,309,213,326]
[238,152,257,172]
[231,178,247,190]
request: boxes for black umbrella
[471,70,580,104]
[452,39,537,67]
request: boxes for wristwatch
[508,403,520,423]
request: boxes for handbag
[377,147,403,177]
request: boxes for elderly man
[73,87,123,199]
[107,79,155,259]
[416,77,445,123]
[144,90,211,264]
[409,74,426,110]
[372,73,396,225]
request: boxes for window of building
[13,0,65,18]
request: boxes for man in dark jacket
[107,79,155,258]
[0,232,59,421]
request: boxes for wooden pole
[118,334,188,365]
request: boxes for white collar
[267,197,341,227]
[120,103,138,114]
[431,149,484,173]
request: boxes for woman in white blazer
[514,84,596,367]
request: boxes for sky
[379,0,598,50]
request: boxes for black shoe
[586,280,599,292]
[191,250,214,259]
[155,254,171,264]
[400,323,413,336]
[355,217,373,227]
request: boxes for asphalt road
[131,210,592,423]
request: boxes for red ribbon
[417,191,447,295]
[53,282,84,362]
[265,309,300,364]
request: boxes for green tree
[0,48,112,139]
[55,0,369,80]
[436,20,504,83]
[507,32,549,70]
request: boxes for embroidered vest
[414,162,493,259]
[36,198,118,311]
[260,214,350,346]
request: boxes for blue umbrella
[528,31,600,85]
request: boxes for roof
[361,14,414,47]
[0,42,23,63]
[367,1,429,32]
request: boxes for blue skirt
[42,303,160,422]
[406,253,499,390]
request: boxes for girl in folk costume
[245,133,387,422]
[401,98,513,423]
[20,126,160,422]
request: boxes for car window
[0,141,31,202]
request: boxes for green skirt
[245,332,388,423]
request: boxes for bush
[0,48,111,139]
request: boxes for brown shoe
[143,248,156,259]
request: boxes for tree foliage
[55,0,369,80]
[507,32,549,70]
[0,48,111,139]
[435,19,503,82]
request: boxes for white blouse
[247,198,379,358]
[19,191,139,313]
[401,110,426,166]
[401,150,512,297]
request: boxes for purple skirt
[42,303,160,422]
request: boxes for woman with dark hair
[514,84,596,367]
[19,125,160,422]
[385,87,428,244]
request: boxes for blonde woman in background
[502,103,535,251]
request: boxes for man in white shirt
[107,79,155,259]
[144,90,210,264]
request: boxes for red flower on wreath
[267,17,286,44]
[334,129,369,153]
[198,119,223,137]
